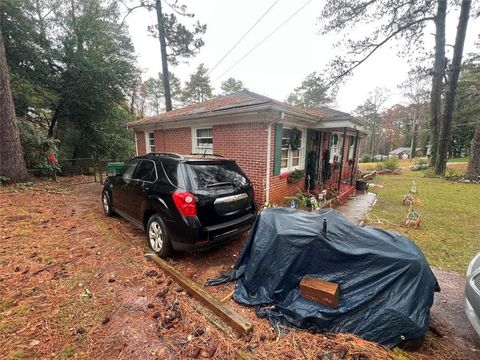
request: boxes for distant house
[389,147,422,159]
[127,91,365,205]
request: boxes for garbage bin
[106,162,125,177]
[355,180,367,191]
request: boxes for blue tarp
[206,208,439,348]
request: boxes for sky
[125,0,480,113]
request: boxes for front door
[112,159,139,214]
[129,159,158,222]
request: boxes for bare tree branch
[120,3,155,27]
[327,16,434,88]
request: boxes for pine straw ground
[0,179,475,360]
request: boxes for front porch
[304,126,363,204]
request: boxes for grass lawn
[447,156,469,163]
[359,159,412,170]
[366,170,480,272]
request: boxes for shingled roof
[127,90,357,128]
[304,107,353,119]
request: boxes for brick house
[127,91,365,206]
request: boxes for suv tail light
[172,191,197,217]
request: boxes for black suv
[101,153,256,257]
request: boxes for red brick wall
[268,128,305,205]
[341,136,354,179]
[153,128,191,154]
[135,132,146,155]
[138,123,270,205]
[213,123,268,205]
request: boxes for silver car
[465,251,480,336]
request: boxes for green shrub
[415,157,429,166]
[423,168,436,178]
[360,154,372,163]
[445,168,465,179]
[376,157,399,170]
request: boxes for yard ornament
[405,205,421,229]
[402,193,413,205]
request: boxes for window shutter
[273,123,283,175]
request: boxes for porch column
[316,131,323,187]
[337,127,347,191]
[350,130,360,185]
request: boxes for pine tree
[0,28,29,182]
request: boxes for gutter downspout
[265,122,272,205]
[265,111,284,205]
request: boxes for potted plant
[287,169,305,184]
[285,189,319,211]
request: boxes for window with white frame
[145,131,155,153]
[192,127,213,154]
[330,133,340,163]
[281,127,305,173]
[348,135,355,160]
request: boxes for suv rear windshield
[185,161,248,190]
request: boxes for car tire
[102,190,114,217]
[146,214,172,258]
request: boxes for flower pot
[287,176,302,184]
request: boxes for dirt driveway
[0,179,477,359]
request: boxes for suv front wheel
[147,214,172,258]
[102,190,114,217]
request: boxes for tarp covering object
[206,208,439,348]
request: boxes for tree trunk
[48,99,63,138]
[435,0,472,175]
[370,114,377,158]
[466,124,480,179]
[0,28,29,182]
[155,0,172,112]
[429,0,447,166]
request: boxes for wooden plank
[300,276,340,308]
[191,304,233,337]
[147,254,253,336]
[236,350,256,360]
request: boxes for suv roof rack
[148,152,184,159]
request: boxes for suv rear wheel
[147,214,172,258]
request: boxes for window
[121,160,139,181]
[185,162,248,190]
[160,160,186,188]
[145,131,155,153]
[133,160,157,182]
[348,135,355,160]
[192,128,213,154]
[330,133,340,163]
[281,127,305,173]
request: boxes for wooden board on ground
[236,349,256,360]
[300,277,340,308]
[148,254,253,336]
